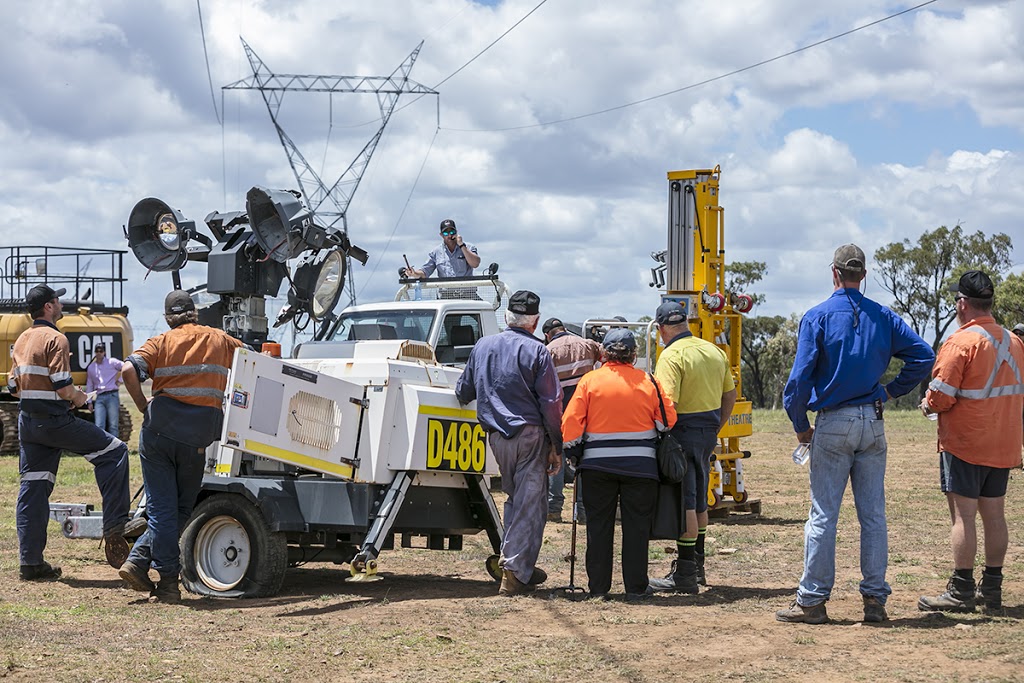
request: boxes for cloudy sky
[1,0,1022,345]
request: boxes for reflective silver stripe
[160,387,226,399]
[947,326,1024,401]
[82,437,124,462]
[154,363,230,378]
[585,429,657,441]
[555,360,596,375]
[50,370,71,382]
[582,446,656,459]
[655,419,667,432]
[565,437,583,448]
[21,471,56,484]
[6,377,16,391]
[11,365,51,378]
[929,378,958,396]
[18,389,61,400]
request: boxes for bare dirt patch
[0,410,1021,682]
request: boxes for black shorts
[671,425,718,513]
[939,451,1010,498]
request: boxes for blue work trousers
[93,391,120,437]
[490,424,549,584]
[798,405,891,606]
[126,427,206,577]
[17,411,129,566]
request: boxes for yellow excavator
[0,246,134,453]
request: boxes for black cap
[439,219,456,232]
[949,270,994,299]
[602,328,636,351]
[542,317,564,334]
[655,301,686,325]
[508,290,540,315]
[94,343,106,352]
[26,285,66,311]
[164,289,196,314]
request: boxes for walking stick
[551,469,587,600]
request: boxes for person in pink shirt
[86,343,124,437]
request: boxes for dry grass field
[0,409,1021,682]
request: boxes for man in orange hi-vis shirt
[919,271,1024,615]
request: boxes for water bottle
[792,442,811,466]
[414,280,422,301]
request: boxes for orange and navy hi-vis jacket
[8,319,74,415]
[926,316,1024,469]
[547,332,603,390]
[128,323,244,447]
[561,362,676,480]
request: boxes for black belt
[97,389,119,396]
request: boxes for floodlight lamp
[126,197,195,272]
[311,250,345,319]
[246,186,314,263]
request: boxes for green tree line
[731,226,1022,410]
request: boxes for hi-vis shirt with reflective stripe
[129,323,244,410]
[547,332,603,388]
[926,316,1024,469]
[562,362,676,480]
[9,320,74,413]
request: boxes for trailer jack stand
[346,557,381,583]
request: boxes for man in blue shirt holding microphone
[777,244,934,625]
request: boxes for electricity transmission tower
[223,38,437,305]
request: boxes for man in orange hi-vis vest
[118,290,244,603]
[919,271,1024,615]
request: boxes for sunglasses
[441,229,456,236]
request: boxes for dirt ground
[0,410,1021,683]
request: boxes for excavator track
[0,402,134,455]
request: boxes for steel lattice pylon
[224,38,437,305]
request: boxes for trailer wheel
[180,493,287,598]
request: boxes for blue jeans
[126,427,206,577]
[93,391,120,437]
[798,405,891,606]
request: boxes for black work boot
[975,571,1003,615]
[696,551,707,586]
[650,559,699,594]
[19,561,62,582]
[149,574,181,604]
[918,573,975,613]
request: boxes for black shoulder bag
[648,373,686,484]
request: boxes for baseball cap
[542,317,564,334]
[948,270,994,299]
[508,290,540,315]
[164,289,196,314]
[26,284,66,311]
[602,328,636,352]
[1013,323,1024,336]
[439,219,457,232]
[833,244,866,273]
[94,343,106,353]
[655,301,686,325]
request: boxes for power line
[442,0,942,133]
[196,0,222,125]
[356,126,440,298]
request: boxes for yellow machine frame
[656,166,755,509]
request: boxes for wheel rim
[193,515,251,591]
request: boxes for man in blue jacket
[777,244,934,625]
[455,290,562,596]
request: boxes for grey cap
[655,301,687,325]
[833,244,866,273]
[602,328,636,352]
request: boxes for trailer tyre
[180,493,287,599]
